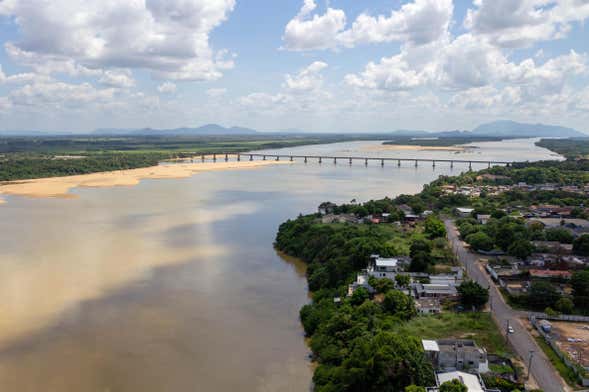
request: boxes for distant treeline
[536,138,589,159]
[0,134,366,181]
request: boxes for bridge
[197,153,514,169]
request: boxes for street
[445,219,568,392]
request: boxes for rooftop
[375,258,399,268]
[422,339,439,352]
[436,371,484,392]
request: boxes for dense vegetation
[0,134,366,181]
[536,138,589,159]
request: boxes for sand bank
[0,160,286,201]
[364,144,471,152]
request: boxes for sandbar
[0,159,287,202]
[364,144,471,152]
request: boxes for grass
[393,312,510,355]
[534,337,580,388]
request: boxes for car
[508,326,515,334]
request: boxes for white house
[436,371,486,392]
[367,256,403,280]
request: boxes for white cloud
[206,88,227,97]
[284,61,328,92]
[464,0,589,48]
[99,69,135,88]
[0,0,236,81]
[158,82,177,94]
[283,0,453,51]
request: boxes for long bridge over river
[196,153,514,169]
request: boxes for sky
[0,0,588,133]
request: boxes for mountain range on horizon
[0,120,586,138]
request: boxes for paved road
[445,219,567,392]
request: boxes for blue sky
[0,0,588,133]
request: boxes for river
[0,138,560,391]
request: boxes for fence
[530,314,589,386]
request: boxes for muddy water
[0,139,558,391]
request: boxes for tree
[465,231,494,251]
[351,287,369,306]
[370,277,395,294]
[555,297,574,314]
[395,274,411,288]
[410,239,432,258]
[458,281,489,310]
[425,215,446,238]
[382,290,416,320]
[409,251,430,272]
[508,239,533,260]
[545,227,574,244]
[573,234,589,256]
[405,386,426,392]
[439,379,467,392]
[528,281,561,309]
[571,270,589,311]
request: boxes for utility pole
[527,350,535,381]
[505,320,510,344]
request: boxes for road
[445,219,567,392]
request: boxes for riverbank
[364,144,472,152]
[0,160,287,202]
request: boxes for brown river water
[0,139,560,391]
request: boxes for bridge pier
[263,155,266,161]
[488,162,491,168]
[432,160,436,167]
[381,159,384,167]
[318,157,322,164]
[290,156,293,162]
[365,158,368,166]
[304,156,307,163]
[237,154,240,161]
[398,160,401,167]
[201,155,205,162]
[415,160,418,167]
[276,156,280,161]
[249,155,253,161]
[349,157,352,165]
[450,161,453,169]
[334,157,337,164]
[469,162,472,171]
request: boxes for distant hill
[471,120,585,138]
[93,124,258,136]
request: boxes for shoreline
[0,160,288,203]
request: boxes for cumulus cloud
[283,0,453,51]
[284,61,328,92]
[0,0,236,81]
[158,82,177,94]
[464,0,589,48]
[99,70,135,88]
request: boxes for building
[435,371,487,392]
[529,269,572,279]
[347,272,374,296]
[456,207,474,217]
[476,214,491,225]
[531,241,573,255]
[423,339,489,373]
[367,255,408,280]
[413,283,458,299]
[415,298,441,315]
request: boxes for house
[415,298,441,315]
[366,255,410,280]
[527,218,589,234]
[347,272,374,296]
[413,283,458,299]
[435,371,489,392]
[423,339,489,373]
[318,202,337,215]
[529,269,572,279]
[476,214,491,225]
[531,241,573,254]
[455,207,474,217]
